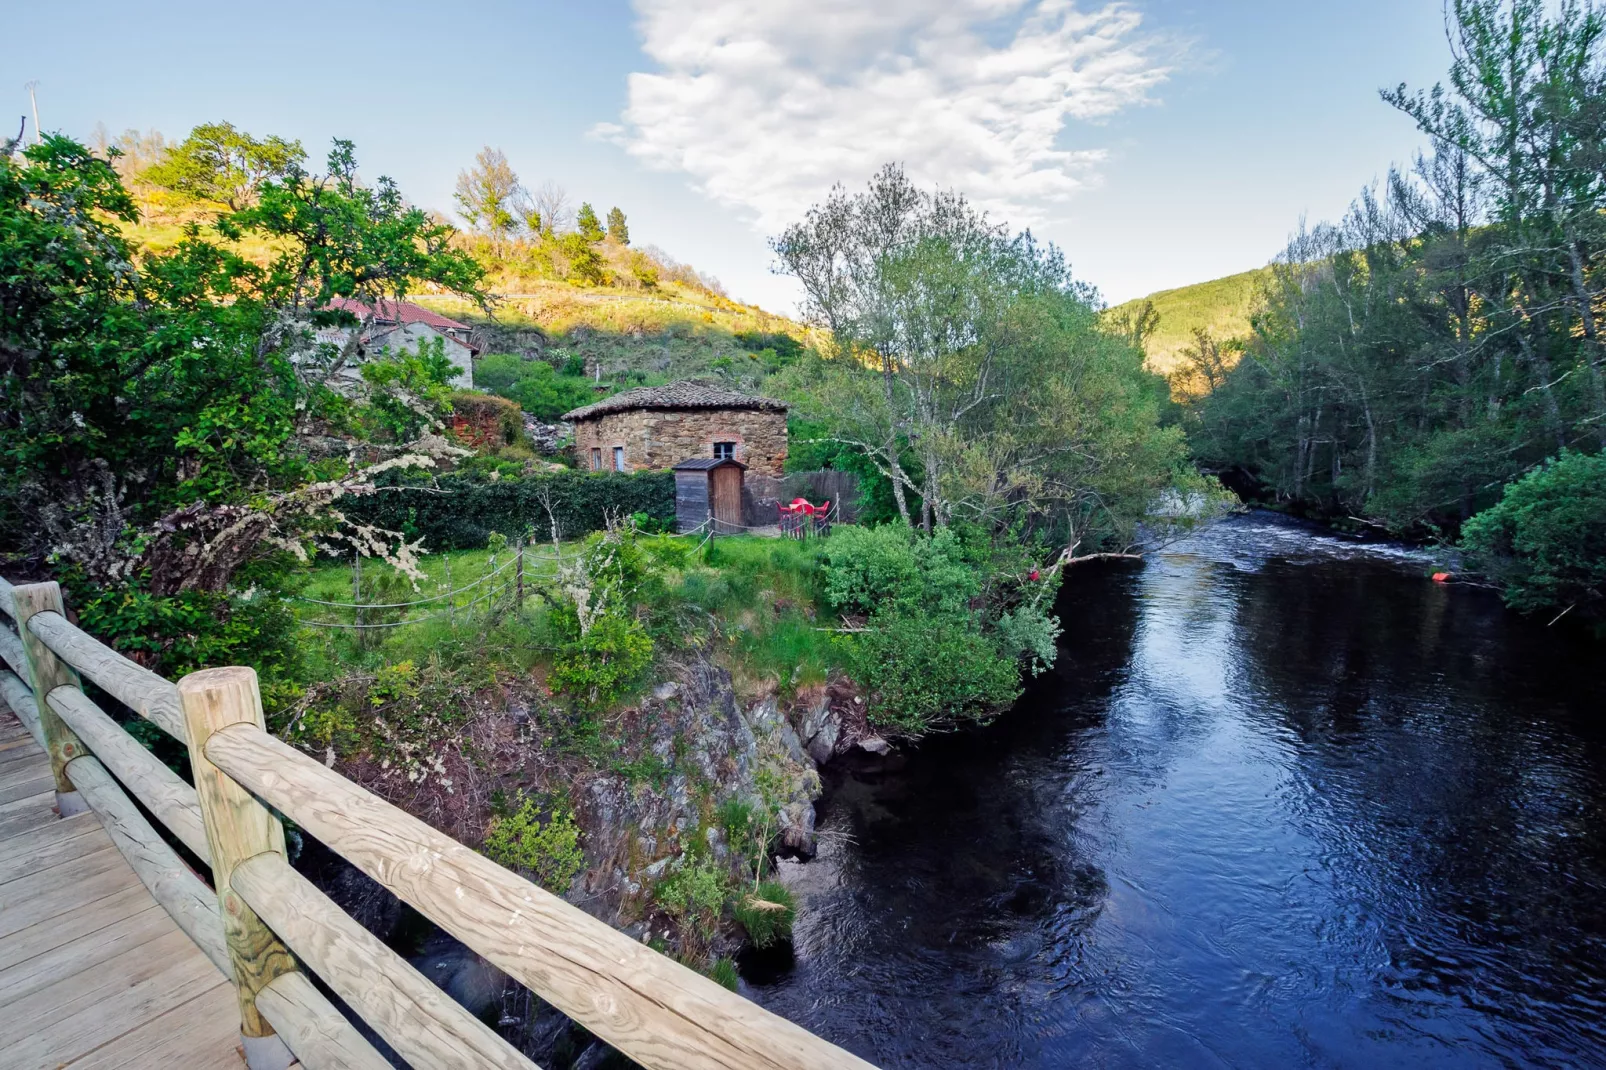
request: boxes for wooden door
[711,466,743,532]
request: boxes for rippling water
[747,512,1606,1069]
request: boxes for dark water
[747,513,1606,1069]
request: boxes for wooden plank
[51,688,210,862]
[64,757,230,977]
[0,927,229,1069]
[0,672,41,750]
[26,612,186,743]
[0,884,153,972]
[0,847,133,939]
[0,902,172,1005]
[0,767,54,805]
[255,971,390,1070]
[233,853,533,1070]
[206,723,878,1070]
[64,979,246,1070]
[0,813,106,881]
[0,792,60,840]
[0,622,26,682]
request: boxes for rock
[644,855,672,878]
[857,736,891,756]
[652,680,681,701]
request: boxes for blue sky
[10,0,1449,313]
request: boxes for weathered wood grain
[180,666,299,1056]
[64,755,230,978]
[50,685,211,863]
[8,584,87,806]
[206,724,877,1070]
[0,622,26,682]
[254,970,390,1070]
[234,855,528,1070]
[64,979,246,1070]
[27,610,187,743]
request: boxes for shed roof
[326,296,474,333]
[563,380,789,422]
[671,457,748,471]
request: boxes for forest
[1167,0,1606,623]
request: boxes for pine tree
[576,202,605,242]
[606,206,629,245]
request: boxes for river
[745,512,1606,1069]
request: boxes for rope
[291,550,560,609]
[297,579,516,630]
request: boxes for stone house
[319,297,478,387]
[563,381,789,476]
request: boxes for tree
[1,132,484,595]
[530,181,572,235]
[454,146,523,253]
[606,206,629,244]
[142,121,304,209]
[576,202,605,242]
[772,163,1200,544]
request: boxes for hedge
[345,470,675,551]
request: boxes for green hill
[1109,267,1270,373]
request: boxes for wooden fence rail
[0,574,875,1070]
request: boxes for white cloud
[598,0,1172,236]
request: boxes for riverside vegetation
[0,108,1210,1065]
[1113,0,1606,629]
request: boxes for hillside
[117,193,813,398]
[1109,267,1269,373]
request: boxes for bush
[482,798,585,893]
[655,856,729,944]
[343,469,674,551]
[473,353,597,421]
[733,881,796,949]
[548,607,654,711]
[819,524,979,617]
[849,607,1022,735]
[1462,450,1606,618]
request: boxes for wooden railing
[0,574,874,1070]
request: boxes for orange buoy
[1431,572,1452,583]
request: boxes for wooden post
[352,551,363,631]
[516,539,525,609]
[179,666,298,1070]
[445,554,455,628]
[9,582,89,816]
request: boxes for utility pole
[23,82,40,144]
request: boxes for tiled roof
[563,380,789,421]
[671,457,747,470]
[326,297,472,333]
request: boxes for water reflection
[749,513,1606,1069]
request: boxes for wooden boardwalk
[0,709,244,1070]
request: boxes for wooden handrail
[253,972,390,1070]
[47,685,211,862]
[204,722,876,1070]
[2,570,877,1070]
[26,610,187,741]
[232,853,537,1070]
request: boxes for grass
[1108,266,1271,373]
[286,532,843,699]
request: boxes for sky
[8,0,1451,314]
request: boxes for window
[590,448,601,471]
[713,441,736,461]
[613,446,626,472]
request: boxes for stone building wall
[573,408,788,476]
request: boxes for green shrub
[473,353,598,421]
[733,881,796,949]
[819,524,979,617]
[655,856,729,942]
[482,798,585,893]
[343,469,674,551]
[849,607,1021,735]
[1462,450,1606,618]
[549,607,654,711]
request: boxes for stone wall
[572,407,788,476]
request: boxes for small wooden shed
[673,457,746,533]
